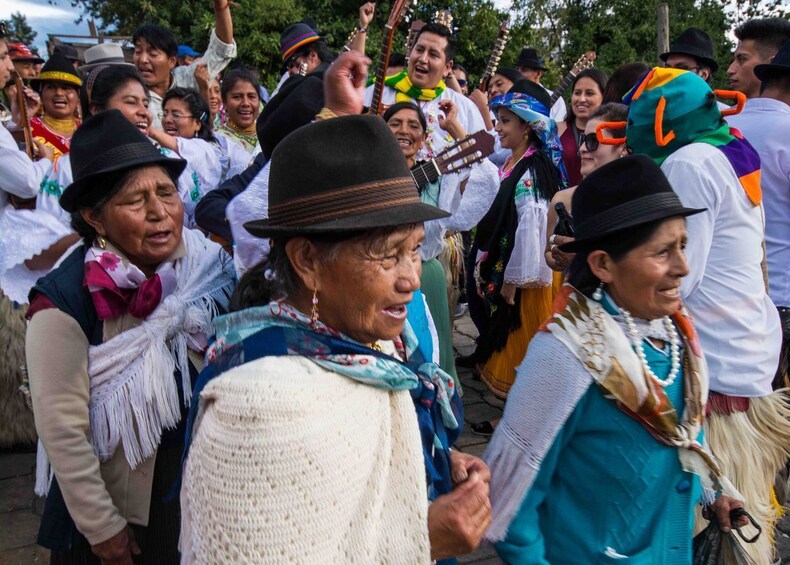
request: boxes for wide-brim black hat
[30,53,82,92]
[517,48,547,71]
[245,115,449,238]
[560,154,705,252]
[660,27,719,73]
[61,109,186,213]
[755,39,790,81]
[256,74,324,161]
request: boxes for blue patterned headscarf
[489,92,569,185]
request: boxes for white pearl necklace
[620,308,681,387]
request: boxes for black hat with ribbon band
[60,109,186,213]
[30,53,82,92]
[245,115,450,238]
[559,154,705,253]
[660,27,719,73]
[516,48,547,71]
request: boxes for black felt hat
[508,78,552,113]
[30,53,82,92]
[61,109,186,213]
[256,74,324,161]
[245,115,450,238]
[660,27,719,73]
[754,39,790,81]
[53,44,80,63]
[492,67,524,86]
[560,154,705,252]
[516,48,547,71]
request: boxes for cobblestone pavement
[2,311,788,564]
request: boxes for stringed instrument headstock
[437,130,496,174]
[433,10,456,34]
[569,51,597,76]
[370,0,416,115]
[478,19,510,92]
[405,19,425,57]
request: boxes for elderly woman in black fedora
[26,109,234,564]
[484,155,746,564]
[179,108,490,563]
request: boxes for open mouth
[51,98,68,109]
[396,136,413,148]
[135,121,149,133]
[658,287,680,299]
[147,230,171,244]
[381,304,408,320]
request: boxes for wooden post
[89,20,98,38]
[656,3,669,61]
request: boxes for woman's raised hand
[91,525,140,565]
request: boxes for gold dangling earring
[97,236,107,249]
[310,288,319,326]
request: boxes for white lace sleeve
[438,159,499,232]
[503,171,553,287]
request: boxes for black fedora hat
[61,109,186,213]
[245,115,449,238]
[660,27,719,73]
[53,44,80,63]
[30,53,82,92]
[280,22,321,61]
[256,74,324,161]
[754,39,790,81]
[517,48,547,71]
[560,154,705,252]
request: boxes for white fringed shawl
[36,228,234,495]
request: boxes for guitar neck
[550,71,577,106]
[411,159,442,187]
[370,24,396,116]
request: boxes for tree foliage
[66,0,775,91]
[1,12,39,53]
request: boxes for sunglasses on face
[457,79,468,87]
[580,132,599,152]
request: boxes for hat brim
[754,62,790,81]
[60,155,187,213]
[659,50,719,73]
[559,206,706,253]
[244,201,450,239]
[79,61,135,74]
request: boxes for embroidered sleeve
[173,28,237,89]
[439,159,499,232]
[503,171,553,287]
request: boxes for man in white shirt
[133,0,237,130]
[727,40,790,391]
[363,22,485,159]
[516,47,567,122]
[627,67,787,565]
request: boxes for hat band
[574,192,684,240]
[282,33,320,60]
[38,71,82,87]
[269,177,419,227]
[74,142,162,180]
[83,55,127,66]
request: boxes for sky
[0,0,94,55]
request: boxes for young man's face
[665,54,711,82]
[134,38,176,91]
[728,39,771,99]
[0,41,14,88]
[408,32,452,89]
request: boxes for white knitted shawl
[36,229,234,495]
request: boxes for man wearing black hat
[728,39,790,392]
[53,44,81,70]
[661,28,719,83]
[516,47,566,121]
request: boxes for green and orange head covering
[623,67,761,205]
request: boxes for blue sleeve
[194,153,266,241]
[495,391,587,565]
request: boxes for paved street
[2,311,788,564]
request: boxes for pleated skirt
[480,284,554,399]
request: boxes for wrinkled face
[97,79,151,136]
[495,107,530,151]
[665,53,710,81]
[224,80,259,128]
[208,79,221,114]
[728,39,770,98]
[579,118,626,178]
[387,107,426,164]
[133,38,176,90]
[162,97,200,138]
[13,59,37,79]
[408,32,452,89]
[571,77,603,123]
[0,41,14,88]
[83,166,184,276]
[41,82,79,120]
[602,218,689,320]
[311,225,424,343]
[488,73,514,100]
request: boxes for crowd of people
[0,3,789,564]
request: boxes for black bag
[692,508,761,565]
